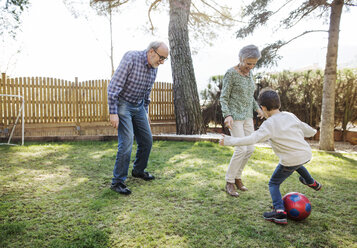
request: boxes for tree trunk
[319,0,343,151]
[168,0,205,134]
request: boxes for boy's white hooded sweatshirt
[224,111,317,167]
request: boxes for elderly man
[108,41,169,195]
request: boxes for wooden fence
[0,73,175,129]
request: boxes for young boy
[219,89,322,224]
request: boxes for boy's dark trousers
[269,163,314,210]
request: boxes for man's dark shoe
[299,177,322,191]
[110,182,131,195]
[132,170,155,181]
[263,210,288,225]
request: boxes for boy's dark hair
[258,88,281,111]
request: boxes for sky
[2,0,357,93]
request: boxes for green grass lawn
[0,140,356,248]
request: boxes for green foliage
[258,69,324,127]
[335,68,357,137]
[200,75,229,133]
[147,0,237,48]
[255,41,285,68]
[235,0,346,68]
[258,69,357,130]
[90,0,129,16]
[1,0,30,38]
[202,69,357,131]
[0,140,356,247]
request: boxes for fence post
[1,73,7,129]
[1,73,5,89]
[75,77,80,133]
[102,79,108,121]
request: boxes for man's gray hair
[239,45,261,63]
[147,41,165,51]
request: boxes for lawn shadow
[1,140,356,247]
[328,151,357,165]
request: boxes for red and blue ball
[283,192,311,221]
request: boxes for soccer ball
[283,192,311,221]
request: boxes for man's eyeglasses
[153,49,168,61]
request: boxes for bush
[200,75,229,134]
[202,69,357,138]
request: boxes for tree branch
[236,11,273,38]
[199,0,242,23]
[257,29,328,68]
[92,0,130,7]
[272,0,294,15]
[282,1,328,28]
[148,0,162,34]
[284,29,328,46]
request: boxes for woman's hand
[219,134,226,146]
[224,116,233,130]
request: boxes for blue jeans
[112,99,153,185]
[269,163,314,210]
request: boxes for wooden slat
[54,78,58,123]
[24,77,28,124]
[87,81,91,122]
[93,80,96,121]
[81,81,84,123]
[75,77,79,124]
[59,79,64,122]
[95,80,99,122]
[19,77,23,124]
[36,77,40,123]
[89,80,92,122]
[66,79,70,122]
[42,77,51,123]
[0,74,3,127]
[15,78,20,124]
[10,78,15,124]
[102,80,107,121]
[64,80,69,122]
[59,78,63,122]
[80,81,85,123]
[69,80,74,123]
[30,77,34,124]
[50,78,54,123]
[42,78,46,123]
[92,80,96,121]
[23,77,29,123]
[1,74,174,127]
[89,80,93,122]
[3,75,9,127]
[39,77,44,123]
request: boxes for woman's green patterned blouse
[220,67,259,121]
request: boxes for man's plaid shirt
[107,49,158,114]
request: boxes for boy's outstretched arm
[219,126,270,146]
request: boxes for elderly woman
[220,44,265,197]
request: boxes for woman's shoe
[235,179,248,191]
[226,182,239,197]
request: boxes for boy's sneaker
[299,177,322,191]
[263,210,288,225]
